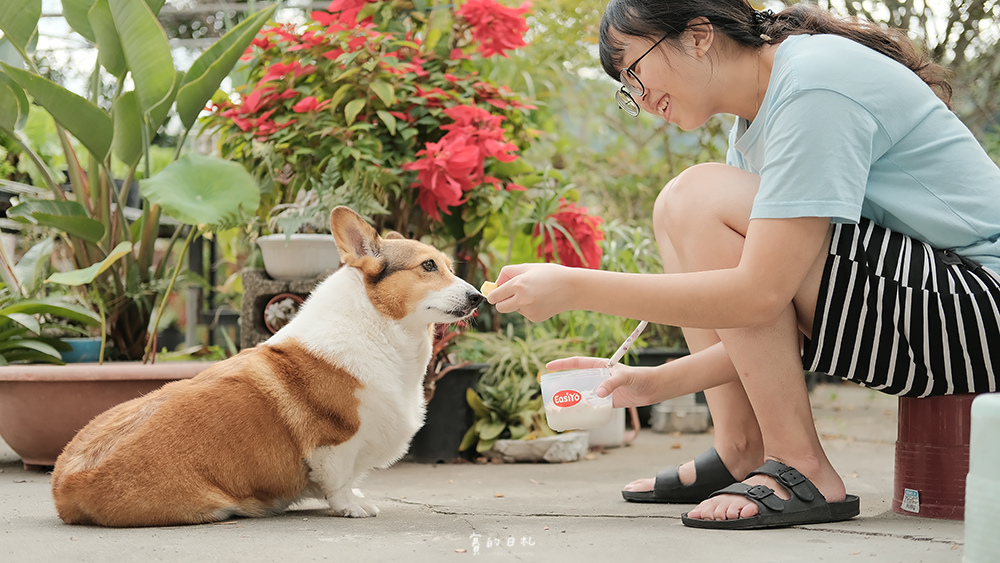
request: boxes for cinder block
[239,268,335,349]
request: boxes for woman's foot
[621,446,762,503]
[684,456,846,521]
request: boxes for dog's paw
[330,500,380,518]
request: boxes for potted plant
[254,166,390,280]
[457,324,591,462]
[0,0,273,363]
[0,238,102,365]
[200,0,540,286]
[0,1,275,467]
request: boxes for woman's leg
[673,170,844,521]
[625,163,766,493]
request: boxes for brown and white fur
[50,206,483,527]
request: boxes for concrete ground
[0,383,966,562]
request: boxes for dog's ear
[384,231,404,240]
[330,206,381,262]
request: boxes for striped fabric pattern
[803,218,1000,397]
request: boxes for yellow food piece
[480,280,497,296]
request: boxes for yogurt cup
[540,368,614,431]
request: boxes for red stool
[892,394,979,520]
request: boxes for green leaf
[0,349,65,365]
[47,241,132,286]
[88,0,126,78]
[479,420,506,441]
[424,5,453,52]
[62,0,98,43]
[0,0,40,55]
[328,83,353,110]
[0,298,101,326]
[143,0,166,15]
[109,0,174,114]
[463,209,490,238]
[0,72,30,131]
[12,237,53,290]
[6,200,106,243]
[459,425,479,451]
[369,80,395,106]
[375,110,397,135]
[112,90,143,167]
[147,70,181,135]
[0,338,61,359]
[467,387,491,418]
[508,424,529,440]
[476,437,496,454]
[175,4,277,129]
[1,63,113,160]
[139,154,260,229]
[2,313,39,335]
[344,98,365,126]
[0,79,26,133]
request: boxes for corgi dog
[50,206,483,527]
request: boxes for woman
[487,0,1000,529]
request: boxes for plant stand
[0,362,213,469]
[239,269,335,349]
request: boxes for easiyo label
[552,389,582,407]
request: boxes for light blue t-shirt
[727,34,1000,273]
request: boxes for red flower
[403,138,481,221]
[456,0,530,58]
[292,96,330,113]
[251,35,272,50]
[321,48,345,61]
[535,199,605,269]
[261,61,300,83]
[240,86,276,113]
[326,0,377,25]
[441,105,518,164]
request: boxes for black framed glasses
[615,34,670,117]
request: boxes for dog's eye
[421,259,437,272]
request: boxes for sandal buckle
[745,484,773,500]
[777,467,815,502]
[778,468,806,487]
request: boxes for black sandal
[622,448,739,504]
[681,460,861,529]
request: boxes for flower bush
[202,0,548,267]
[535,198,604,269]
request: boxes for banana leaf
[0,0,40,56]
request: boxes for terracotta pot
[263,293,305,334]
[0,362,213,469]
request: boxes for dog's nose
[467,290,485,308]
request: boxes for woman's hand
[545,356,667,409]
[487,263,575,322]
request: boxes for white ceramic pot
[256,234,340,280]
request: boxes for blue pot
[60,337,103,363]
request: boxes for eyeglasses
[615,34,670,117]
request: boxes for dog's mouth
[442,305,479,320]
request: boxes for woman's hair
[599,0,953,107]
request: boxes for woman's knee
[654,163,756,242]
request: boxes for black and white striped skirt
[802,218,1000,397]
